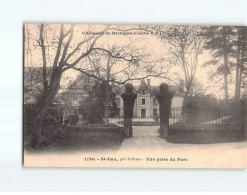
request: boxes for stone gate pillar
[121,83,137,138]
[156,83,173,139]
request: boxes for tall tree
[25,24,107,148]
[203,26,235,102]
[24,24,167,148]
[233,26,247,100]
[149,25,204,99]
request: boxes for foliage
[150,25,204,96]
[183,94,224,110]
[24,104,63,135]
[80,80,119,124]
[202,26,242,101]
[25,24,168,147]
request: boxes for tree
[25,24,112,148]
[203,26,235,102]
[24,24,167,148]
[151,26,204,96]
[83,42,166,122]
[233,26,247,100]
[146,25,204,109]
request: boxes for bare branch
[53,24,65,68]
[59,25,74,65]
[39,24,48,92]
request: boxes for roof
[24,66,53,86]
[113,80,184,97]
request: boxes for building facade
[61,73,184,122]
[114,79,184,118]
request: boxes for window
[142,90,145,95]
[142,98,145,105]
[153,109,157,116]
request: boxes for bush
[24,103,63,135]
[184,95,224,110]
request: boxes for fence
[169,107,245,131]
[63,108,124,125]
[51,105,245,131]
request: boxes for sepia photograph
[23,24,247,168]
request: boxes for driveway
[116,125,247,168]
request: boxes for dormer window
[142,90,145,95]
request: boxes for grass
[167,130,245,144]
[167,122,245,144]
[24,124,125,153]
[167,111,245,144]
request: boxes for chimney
[147,79,151,86]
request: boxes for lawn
[168,116,245,144]
[167,130,245,144]
[24,124,125,153]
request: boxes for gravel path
[115,125,247,168]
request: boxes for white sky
[25,24,238,100]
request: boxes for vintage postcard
[23,24,247,168]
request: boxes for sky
[24,24,239,100]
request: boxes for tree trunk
[223,73,229,102]
[104,85,110,124]
[235,42,241,100]
[237,37,246,99]
[104,57,111,124]
[238,68,243,99]
[30,102,48,148]
[29,71,61,148]
[235,66,240,100]
[223,27,229,102]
